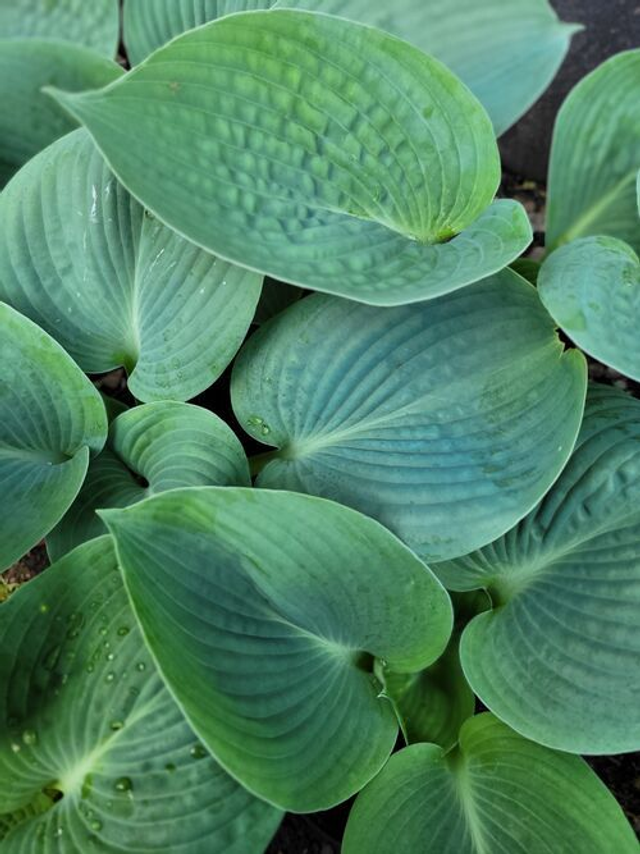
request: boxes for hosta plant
[0,2,639,852]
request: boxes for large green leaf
[435,385,640,754]
[51,10,532,306]
[0,41,122,187]
[231,270,587,562]
[122,0,576,136]
[538,235,640,381]
[547,50,640,254]
[48,402,250,561]
[342,714,638,854]
[103,487,453,811]
[0,0,120,57]
[0,537,282,852]
[0,130,262,402]
[0,303,107,573]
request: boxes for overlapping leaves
[0,537,282,852]
[104,487,453,811]
[52,10,532,305]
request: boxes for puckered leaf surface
[0,303,107,572]
[103,487,453,811]
[342,714,638,854]
[0,0,120,56]
[0,537,282,852]
[0,130,262,402]
[48,402,250,561]
[52,10,532,305]
[435,385,640,754]
[122,0,576,136]
[231,270,587,561]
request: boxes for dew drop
[39,603,49,614]
[114,777,133,793]
[117,626,130,637]
[165,762,176,773]
[10,741,21,753]
[106,653,115,662]
[90,819,102,831]
[110,720,124,732]
[135,662,146,672]
[22,729,37,746]
[105,672,116,683]
[190,744,207,760]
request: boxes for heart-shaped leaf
[435,385,640,754]
[547,50,640,253]
[0,303,107,572]
[539,235,640,381]
[0,0,120,56]
[103,487,453,811]
[48,402,251,561]
[0,41,122,187]
[0,130,262,402]
[231,270,587,561]
[342,714,638,854]
[0,537,282,852]
[51,10,532,306]
[122,0,576,136]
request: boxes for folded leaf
[0,537,282,852]
[48,402,250,561]
[0,41,122,186]
[547,50,640,253]
[231,270,587,561]
[51,10,532,305]
[0,303,107,572]
[435,385,640,754]
[342,714,638,854]
[0,0,120,57]
[539,235,640,381]
[0,130,262,401]
[103,487,453,811]
[122,0,577,136]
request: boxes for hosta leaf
[547,50,640,253]
[0,0,120,57]
[539,236,640,381]
[0,537,282,852]
[48,402,250,561]
[0,41,122,187]
[231,270,587,561]
[122,0,576,136]
[103,487,453,811]
[342,714,638,854]
[435,385,640,754]
[383,592,486,750]
[0,130,261,402]
[52,10,532,306]
[0,303,107,572]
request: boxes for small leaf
[52,10,532,305]
[547,50,640,253]
[0,41,122,186]
[103,487,453,811]
[539,235,640,381]
[48,402,251,561]
[231,270,587,561]
[0,537,282,852]
[0,130,262,402]
[122,0,577,136]
[0,0,120,56]
[342,714,638,854]
[435,385,640,754]
[0,303,107,572]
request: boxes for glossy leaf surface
[342,715,638,854]
[53,10,532,305]
[0,303,107,572]
[48,402,250,560]
[104,487,453,811]
[436,386,640,754]
[232,271,587,561]
[0,538,282,852]
[0,130,262,402]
